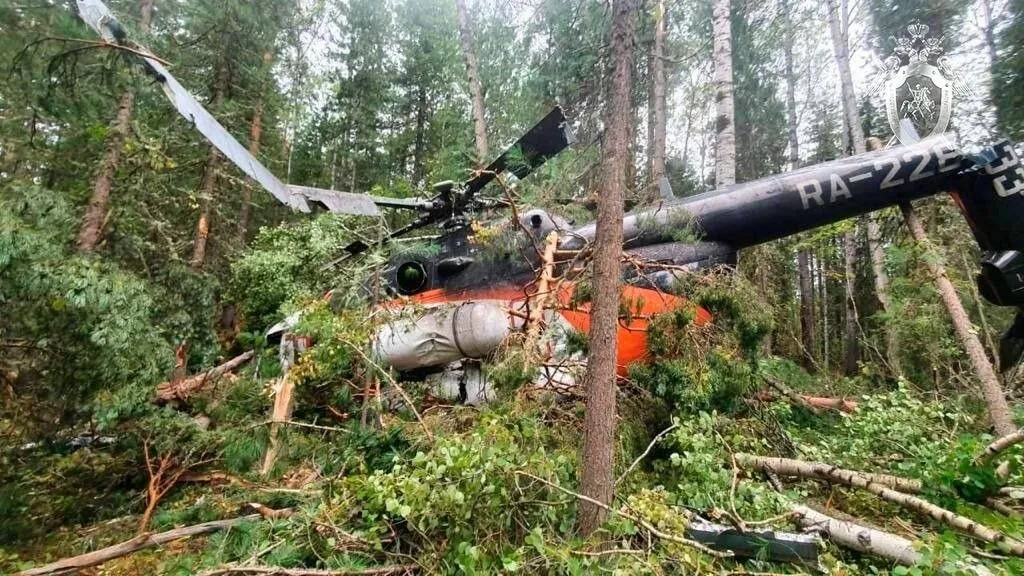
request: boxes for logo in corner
[873,22,971,144]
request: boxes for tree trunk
[711,0,735,187]
[190,64,228,271]
[579,0,634,537]
[455,0,489,164]
[842,231,859,375]
[798,249,816,369]
[793,505,921,566]
[649,0,667,186]
[782,0,798,172]
[784,0,815,369]
[829,0,896,370]
[818,252,830,371]
[900,202,1016,436]
[76,0,155,252]
[411,82,428,186]
[237,98,263,244]
[739,453,1024,556]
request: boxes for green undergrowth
[5,270,1024,575]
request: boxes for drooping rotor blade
[76,0,310,212]
[288,186,435,217]
[463,106,573,197]
[142,57,311,213]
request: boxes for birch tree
[712,0,736,188]
[648,0,667,187]
[455,0,489,164]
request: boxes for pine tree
[580,0,635,537]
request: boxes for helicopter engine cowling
[372,302,512,371]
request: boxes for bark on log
[735,454,921,493]
[751,391,858,413]
[155,350,254,402]
[976,428,1024,464]
[14,515,261,576]
[738,454,1024,555]
[793,504,920,566]
[900,202,1016,436]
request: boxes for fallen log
[751,391,859,413]
[14,514,261,576]
[793,504,919,566]
[975,428,1024,464]
[794,505,995,575]
[737,454,1024,556]
[734,454,922,493]
[156,350,255,402]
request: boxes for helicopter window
[396,261,428,294]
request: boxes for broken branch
[734,454,922,493]
[156,350,254,401]
[514,470,732,558]
[14,515,263,576]
[737,454,1024,556]
[793,504,919,566]
[976,428,1024,464]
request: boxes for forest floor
[2,282,1024,576]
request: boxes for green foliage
[229,214,363,331]
[0,185,173,425]
[631,270,772,414]
[659,413,785,518]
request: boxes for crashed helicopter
[75,0,1024,408]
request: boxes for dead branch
[793,504,920,566]
[616,422,679,486]
[341,339,432,442]
[760,375,821,414]
[14,515,263,576]
[750,391,859,413]
[139,440,211,532]
[197,565,418,576]
[976,428,1024,464]
[248,503,296,520]
[156,350,255,401]
[737,454,1024,556]
[514,471,732,558]
[734,454,922,493]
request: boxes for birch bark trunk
[455,0,489,164]
[712,0,735,187]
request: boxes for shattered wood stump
[155,350,254,402]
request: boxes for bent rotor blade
[142,58,310,213]
[464,106,573,196]
[78,0,314,214]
